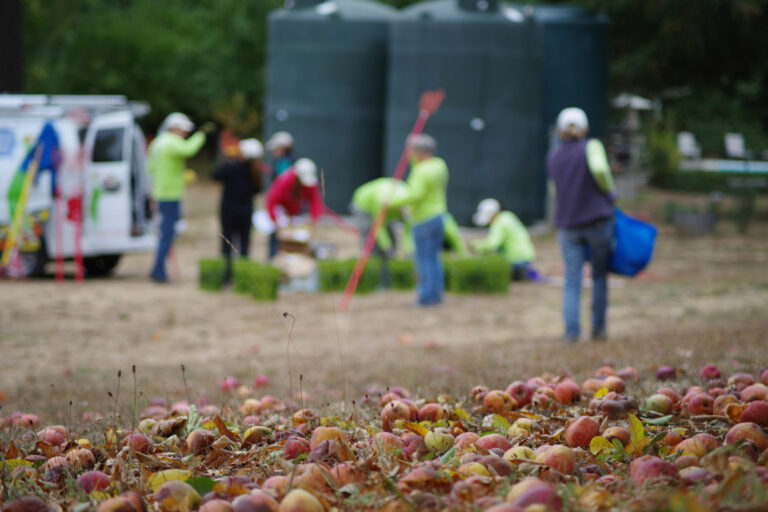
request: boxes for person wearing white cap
[264,157,324,259]
[547,107,617,342]
[471,199,538,281]
[213,139,266,282]
[266,131,295,177]
[148,112,213,283]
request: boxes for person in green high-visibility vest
[350,177,410,287]
[471,198,540,281]
[148,112,211,283]
[389,134,448,306]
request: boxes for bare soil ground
[1,184,767,422]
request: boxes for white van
[0,95,155,276]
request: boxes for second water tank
[384,0,543,224]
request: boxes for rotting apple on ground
[1,364,768,511]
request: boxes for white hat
[239,139,264,159]
[407,133,437,154]
[472,198,501,227]
[556,107,589,135]
[266,131,295,151]
[162,112,195,133]
[294,158,318,187]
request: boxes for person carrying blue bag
[547,107,616,343]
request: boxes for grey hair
[407,134,437,154]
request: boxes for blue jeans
[557,217,613,340]
[412,215,444,306]
[151,201,180,280]
[268,231,279,260]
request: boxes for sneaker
[592,332,607,342]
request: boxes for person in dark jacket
[547,107,616,343]
[213,138,265,282]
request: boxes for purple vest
[547,139,613,228]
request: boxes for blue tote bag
[609,208,657,276]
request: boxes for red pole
[54,192,64,282]
[73,196,84,282]
[338,90,445,312]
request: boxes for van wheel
[83,255,121,277]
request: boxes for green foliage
[443,255,510,294]
[388,258,416,290]
[232,259,281,301]
[317,258,381,294]
[198,257,226,291]
[647,126,682,187]
[22,0,282,131]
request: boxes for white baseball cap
[556,107,589,135]
[407,133,437,154]
[294,158,318,187]
[162,112,195,133]
[266,131,295,151]
[473,198,501,227]
[239,139,264,160]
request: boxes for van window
[93,127,125,162]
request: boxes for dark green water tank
[0,0,23,93]
[265,0,395,212]
[525,3,609,141]
[384,0,543,225]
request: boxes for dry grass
[0,183,766,423]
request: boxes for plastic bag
[609,208,657,276]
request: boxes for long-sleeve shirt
[471,211,536,264]
[213,159,261,216]
[351,177,410,251]
[390,156,448,224]
[265,169,323,223]
[147,131,206,201]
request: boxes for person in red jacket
[265,158,324,259]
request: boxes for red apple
[278,489,322,512]
[483,390,517,414]
[698,365,721,381]
[564,416,600,448]
[534,445,575,474]
[505,382,534,407]
[741,384,768,402]
[381,400,411,432]
[632,457,679,485]
[656,366,676,381]
[554,381,580,405]
[77,471,111,493]
[475,434,512,453]
[740,401,768,427]
[725,423,768,451]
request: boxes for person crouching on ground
[264,158,324,259]
[148,112,211,283]
[350,177,410,287]
[213,138,265,283]
[390,134,449,307]
[547,107,617,343]
[471,198,539,281]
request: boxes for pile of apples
[2,364,768,511]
